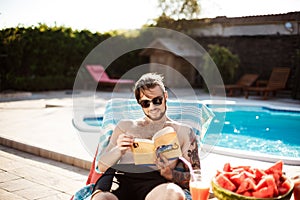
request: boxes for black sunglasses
[139,96,164,108]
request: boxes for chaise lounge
[71,99,215,200]
[244,67,291,100]
[85,65,135,91]
[212,74,259,96]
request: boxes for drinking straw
[179,156,197,180]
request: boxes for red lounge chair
[244,67,291,100]
[85,65,135,90]
[212,74,259,96]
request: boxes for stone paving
[0,145,88,200]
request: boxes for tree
[157,0,201,20]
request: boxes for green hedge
[0,25,150,91]
[0,24,111,91]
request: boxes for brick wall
[194,35,300,97]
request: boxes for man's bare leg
[145,183,185,200]
[91,190,118,200]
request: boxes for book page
[131,139,155,165]
[152,126,175,139]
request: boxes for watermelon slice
[236,177,256,194]
[222,171,239,180]
[241,191,252,197]
[232,166,252,173]
[223,162,231,172]
[278,179,292,195]
[264,160,283,175]
[215,173,236,192]
[230,171,255,187]
[264,160,283,183]
[265,175,279,196]
[253,168,266,183]
[255,176,268,191]
[252,186,274,198]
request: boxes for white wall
[190,21,299,36]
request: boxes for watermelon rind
[211,176,294,200]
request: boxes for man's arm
[171,169,191,189]
[98,121,134,172]
[173,129,201,188]
[157,127,200,189]
[186,129,201,169]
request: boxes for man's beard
[144,105,167,121]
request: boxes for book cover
[131,127,182,165]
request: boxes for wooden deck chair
[212,74,259,96]
[244,67,291,100]
[71,99,215,200]
[85,65,135,90]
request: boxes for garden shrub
[203,44,240,85]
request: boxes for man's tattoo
[172,170,190,189]
[170,129,201,189]
[187,129,201,169]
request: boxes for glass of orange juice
[293,178,300,200]
[189,169,210,200]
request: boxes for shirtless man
[91,73,201,200]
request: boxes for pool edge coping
[0,136,92,170]
[202,144,300,166]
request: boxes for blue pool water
[204,105,300,158]
[84,116,103,127]
[83,105,300,159]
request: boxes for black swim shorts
[92,164,168,200]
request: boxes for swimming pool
[82,104,300,164]
[203,105,300,164]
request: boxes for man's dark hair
[134,73,166,102]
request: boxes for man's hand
[116,133,134,154]
[155,154,173,180]
[156,154,191,189]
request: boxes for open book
[131,127,182,165]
